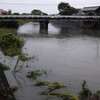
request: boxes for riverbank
[0,67,16,100]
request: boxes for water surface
[2,22,100,100]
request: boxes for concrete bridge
[0,15,100,29]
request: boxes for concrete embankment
[0,67,9,87]
[0,67,16,100]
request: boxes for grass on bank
[0,63,10,71]
[0,84,18,100]
[0,28,16,34]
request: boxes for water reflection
[17,22,60,36]
[82,29,100,37]
[39,29,48,35]
[17,22,100,38]
[17,22,39,35]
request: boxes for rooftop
[0,9,4,14]
[81,6,100,11]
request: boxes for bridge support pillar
[40,21,49,29]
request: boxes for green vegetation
[33,79,78,100]
[0,10,28,27]
[18,21,28,26]
[27,69,48,80]
[0,33,29,71]
[34,80,50,86]
[27,70,42,80]
[0,63,10,71]
[0,21,19,28]
[37,81,78,100]
[0,21,28,28]
[34,80,100,100]
[21,13,29,15]
[12,86,19,91]
[0,84,18,100]
[0,28,16,34]
[58,2,79,15]
[1,9,20,15]
[93,91,100,100]
[1,9,30,15]
[34,81,65,89]
[1,10,12,15]
[39,81,65,94]
[0,33,23,57]
[47,81,65,92]
[28,69,78,100]
[31,9,42,15]
[12,12,20,15]
[40,92,78,100]
[78,80,100,100]
[79,80,92,99]
[31,9,48,15]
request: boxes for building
[78,6,100,15]
[0,9,4,14]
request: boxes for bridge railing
[0,15,100,19]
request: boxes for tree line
[1,2,79,15]
[1,9,48,15]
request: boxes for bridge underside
[81,21,99,28]
[0,20,99,29]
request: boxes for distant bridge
[0,15,100,29]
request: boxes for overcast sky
[0,0,100,14]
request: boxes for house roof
[0,9,4,14]
[81,6,100,12]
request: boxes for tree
[1,11,8,15]
[12,12,20,15]
[42,12,48,15]
[8,10,12,15]
[21,13,29,15]
[31,9,42,15]
[1,10,12,15]
[31,9,48,15]
[58,2,70,12]
[58,2,78,15]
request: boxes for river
[2,22,100,100]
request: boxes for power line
[0,2,100,6]
[0,3,58,5]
